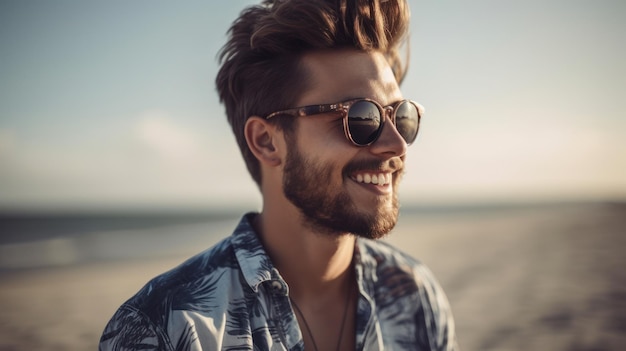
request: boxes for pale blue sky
[0,0,624,211]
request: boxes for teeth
[371,174,378,184]
[353,173,391,186]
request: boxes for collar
[230,213,381,297]
[231,212,286,294]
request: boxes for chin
[346,194,399,239]
[358,206,399,239]
[333,201,400,240]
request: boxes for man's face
[281,50,408,239]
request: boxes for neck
[254,192,358,351]
[254,204,356,299]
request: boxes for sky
[0,0,624,211]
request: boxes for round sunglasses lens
[347,101,381,145]
[395,101,419,144]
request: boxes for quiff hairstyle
[216,0,410,186]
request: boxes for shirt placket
[354,243,383,351]
[267,273,304,351]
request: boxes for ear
[244,116,283,167]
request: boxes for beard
[282,143,401,239]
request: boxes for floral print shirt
[99,213,458,350]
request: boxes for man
[100,0,457,350]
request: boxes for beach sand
[388,203,626,350]
[0,203,624,350]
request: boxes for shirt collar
[231,213,380,297]
[231,212,281,293]
[354,237,378,298]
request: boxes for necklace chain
[290,282,352,351]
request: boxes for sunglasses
[265,98,422,146]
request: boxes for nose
[368,111,407,157]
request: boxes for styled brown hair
[216,0,410,186]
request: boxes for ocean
[0,201,620,270]
[0,210,241,270]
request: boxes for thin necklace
[290,281,352,351]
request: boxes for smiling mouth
[350,172,392,186]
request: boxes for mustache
[343,157,404,175]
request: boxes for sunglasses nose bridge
[383,106,395,123]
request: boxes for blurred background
[0,0,624,350]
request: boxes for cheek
[299,147,353,186]
[294,119,359,175]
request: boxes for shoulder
[99,235,241,350]
[133,235,240,313]
[357,238,458,350]
[357,237,424,278]
[358,237,449,311]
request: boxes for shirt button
[270,280,284,293]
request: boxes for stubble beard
[282,143,401,239]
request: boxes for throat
[289,271,356,351]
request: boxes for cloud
[134,110,203,163]
[0,112,258,210]
[402,119,626,203]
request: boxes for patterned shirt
[99,213,457,350]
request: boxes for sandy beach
[0,202,624,350]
